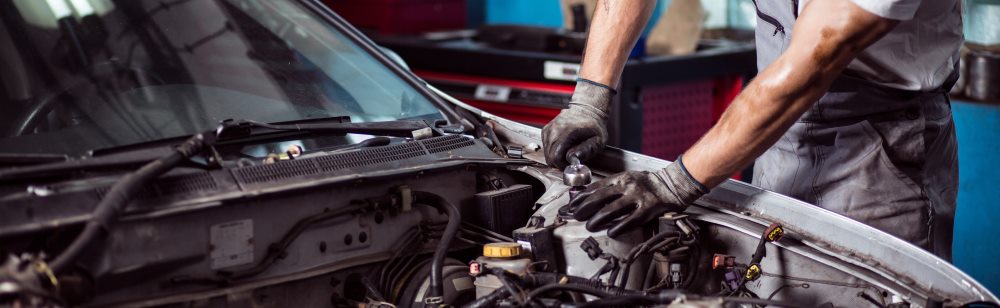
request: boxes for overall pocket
[812,119,932,249]
[751,0,786,36]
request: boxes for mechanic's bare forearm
[682,0,899,188]
[579,0,655,87]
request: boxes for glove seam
[568,102,609,120]
[676,155,710,194]
[576,78,618,95]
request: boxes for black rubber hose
[576,294,658,307]
[619,233,679,287]
[523,283,616,305]
[620,238,680,288]
[680,244,700,289]
[412,191,461,302]
[50,133,208,273]
[461,288,510,308]
[642,259,658,290]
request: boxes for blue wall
[483,0,564,28]
[952,100,1000,296]
[481,0,665,34]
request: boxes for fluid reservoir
[528,178,647,290]
[474,242,532,298]
[553,219,648,289]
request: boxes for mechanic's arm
[573,0,903,237]
[683,0,899,187]
[542,1,655,169]
[579,0,656,87]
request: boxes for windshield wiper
[0,153,70,167]
[214,118,451,142]
[0,117,463,182]
[0,147,185,182]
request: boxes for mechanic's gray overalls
[749,1,958,260]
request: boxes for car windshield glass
[0,0,441,156]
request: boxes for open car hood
[434,86,998,305]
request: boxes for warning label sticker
[209,219,254,269]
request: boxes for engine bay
[0,0,993,306]
[0,127,996,307]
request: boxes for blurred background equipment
[951,0,1000,297]
[356,0,756,183]
[324,0,468,35]
[646,0,706,56]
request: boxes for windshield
[0,0,441,156]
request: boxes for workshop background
[325,0,1000,295]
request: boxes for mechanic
[545,0,961,260]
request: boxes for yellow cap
[483,242,522,258]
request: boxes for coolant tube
[412,191,461,303]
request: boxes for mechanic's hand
[542,79,614,170]
[571,157,709,238]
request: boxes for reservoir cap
[483,242,522,258]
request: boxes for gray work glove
[542,80,614,170]
[571,156,709,238]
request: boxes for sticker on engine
[210,219,254,269]
[517,240,532,252]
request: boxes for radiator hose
[412,191,461,305]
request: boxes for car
[0,0,995,307]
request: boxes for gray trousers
[752,77,958,260]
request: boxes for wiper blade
[0,147,178,182]
[215,118,443,141]
[0,153,70,167]
[0,118,461,182]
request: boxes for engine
[0,134,994,307]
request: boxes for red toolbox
[374,33,755,177]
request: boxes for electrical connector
[580,237,603,260]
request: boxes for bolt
[286,145,303,158]
[264,153,279,164]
